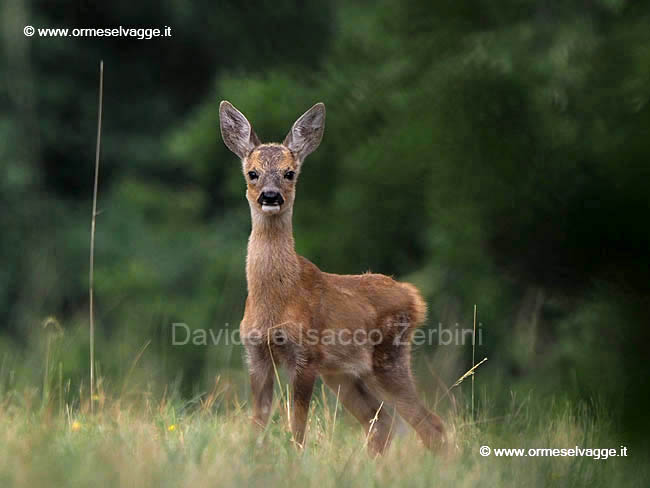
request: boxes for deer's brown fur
[219,101,445,454]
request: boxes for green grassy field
[0,374,645,488]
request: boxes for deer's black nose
[258,191,284,206]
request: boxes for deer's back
[296,256,427,332]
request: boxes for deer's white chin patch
[261,204,281,214]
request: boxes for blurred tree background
[1,0,649,445]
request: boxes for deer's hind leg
[368,323,446,452]
[322,373,395,455]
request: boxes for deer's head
[219,101,325,216]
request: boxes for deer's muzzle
[258,190,284,214]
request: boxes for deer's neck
[246,209,300,309]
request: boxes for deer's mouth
[261,203,281,214]
[258,191,284,214]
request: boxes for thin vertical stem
[472,304,477,418]
[89,60,104,413]
[58,361,63,416]
[43,335,51,407]
[330,384,340,450]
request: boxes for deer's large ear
[283,103,325,162]
[219,101,261,159]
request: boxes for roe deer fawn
[219,101,446,455]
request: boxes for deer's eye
[247,171,259,181]
[284,171,295,181]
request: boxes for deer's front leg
[246,344,274,430]
[290,366,317,447]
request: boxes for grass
[5,301,643,486]
[0,377,645,488]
